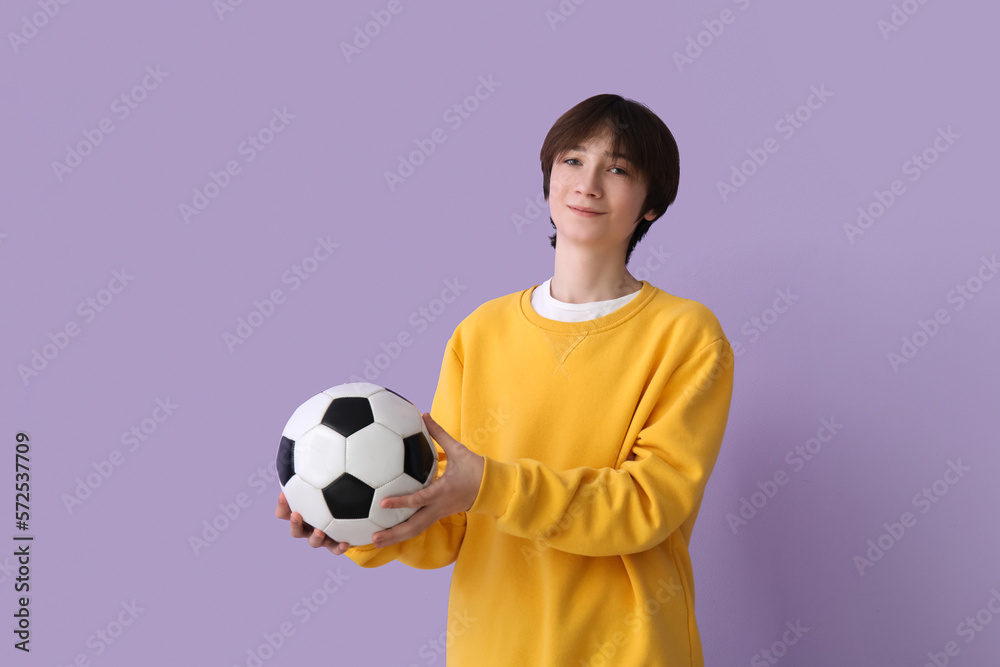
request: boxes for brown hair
[539,94,680,264]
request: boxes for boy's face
[547,128,656,259]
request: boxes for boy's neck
[550,250,642,304]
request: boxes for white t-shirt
[529,277,642,323]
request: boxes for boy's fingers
[383,484,431,509]
[275,493,291,520]
[287,507,347,554]
[289,512,313,538]
[422,413,448,446]
[372,507,432,548]
[308,527,327,548]
[423,413,459,452]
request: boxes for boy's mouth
[568,205,604,216]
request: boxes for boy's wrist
[467,455,517,518]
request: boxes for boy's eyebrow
[568,144,631,161]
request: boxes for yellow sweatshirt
[345,280,735,666]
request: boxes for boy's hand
[371,412,484,549]
[275,491,351,556]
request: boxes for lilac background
[2,1,998,665]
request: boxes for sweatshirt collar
[518,280,656,334]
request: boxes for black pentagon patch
[322,397,374,437]
[323,473,375,520]
[276,436,295,486]
[402,432,435,483]
[384,386,414,405]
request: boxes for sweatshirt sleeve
[467,337,734,557]
[343,342,468,569]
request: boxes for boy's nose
[574,173,603,196]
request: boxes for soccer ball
[276,382,438,546]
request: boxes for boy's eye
[563,158,629,176]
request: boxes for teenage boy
[276,93,735,666]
